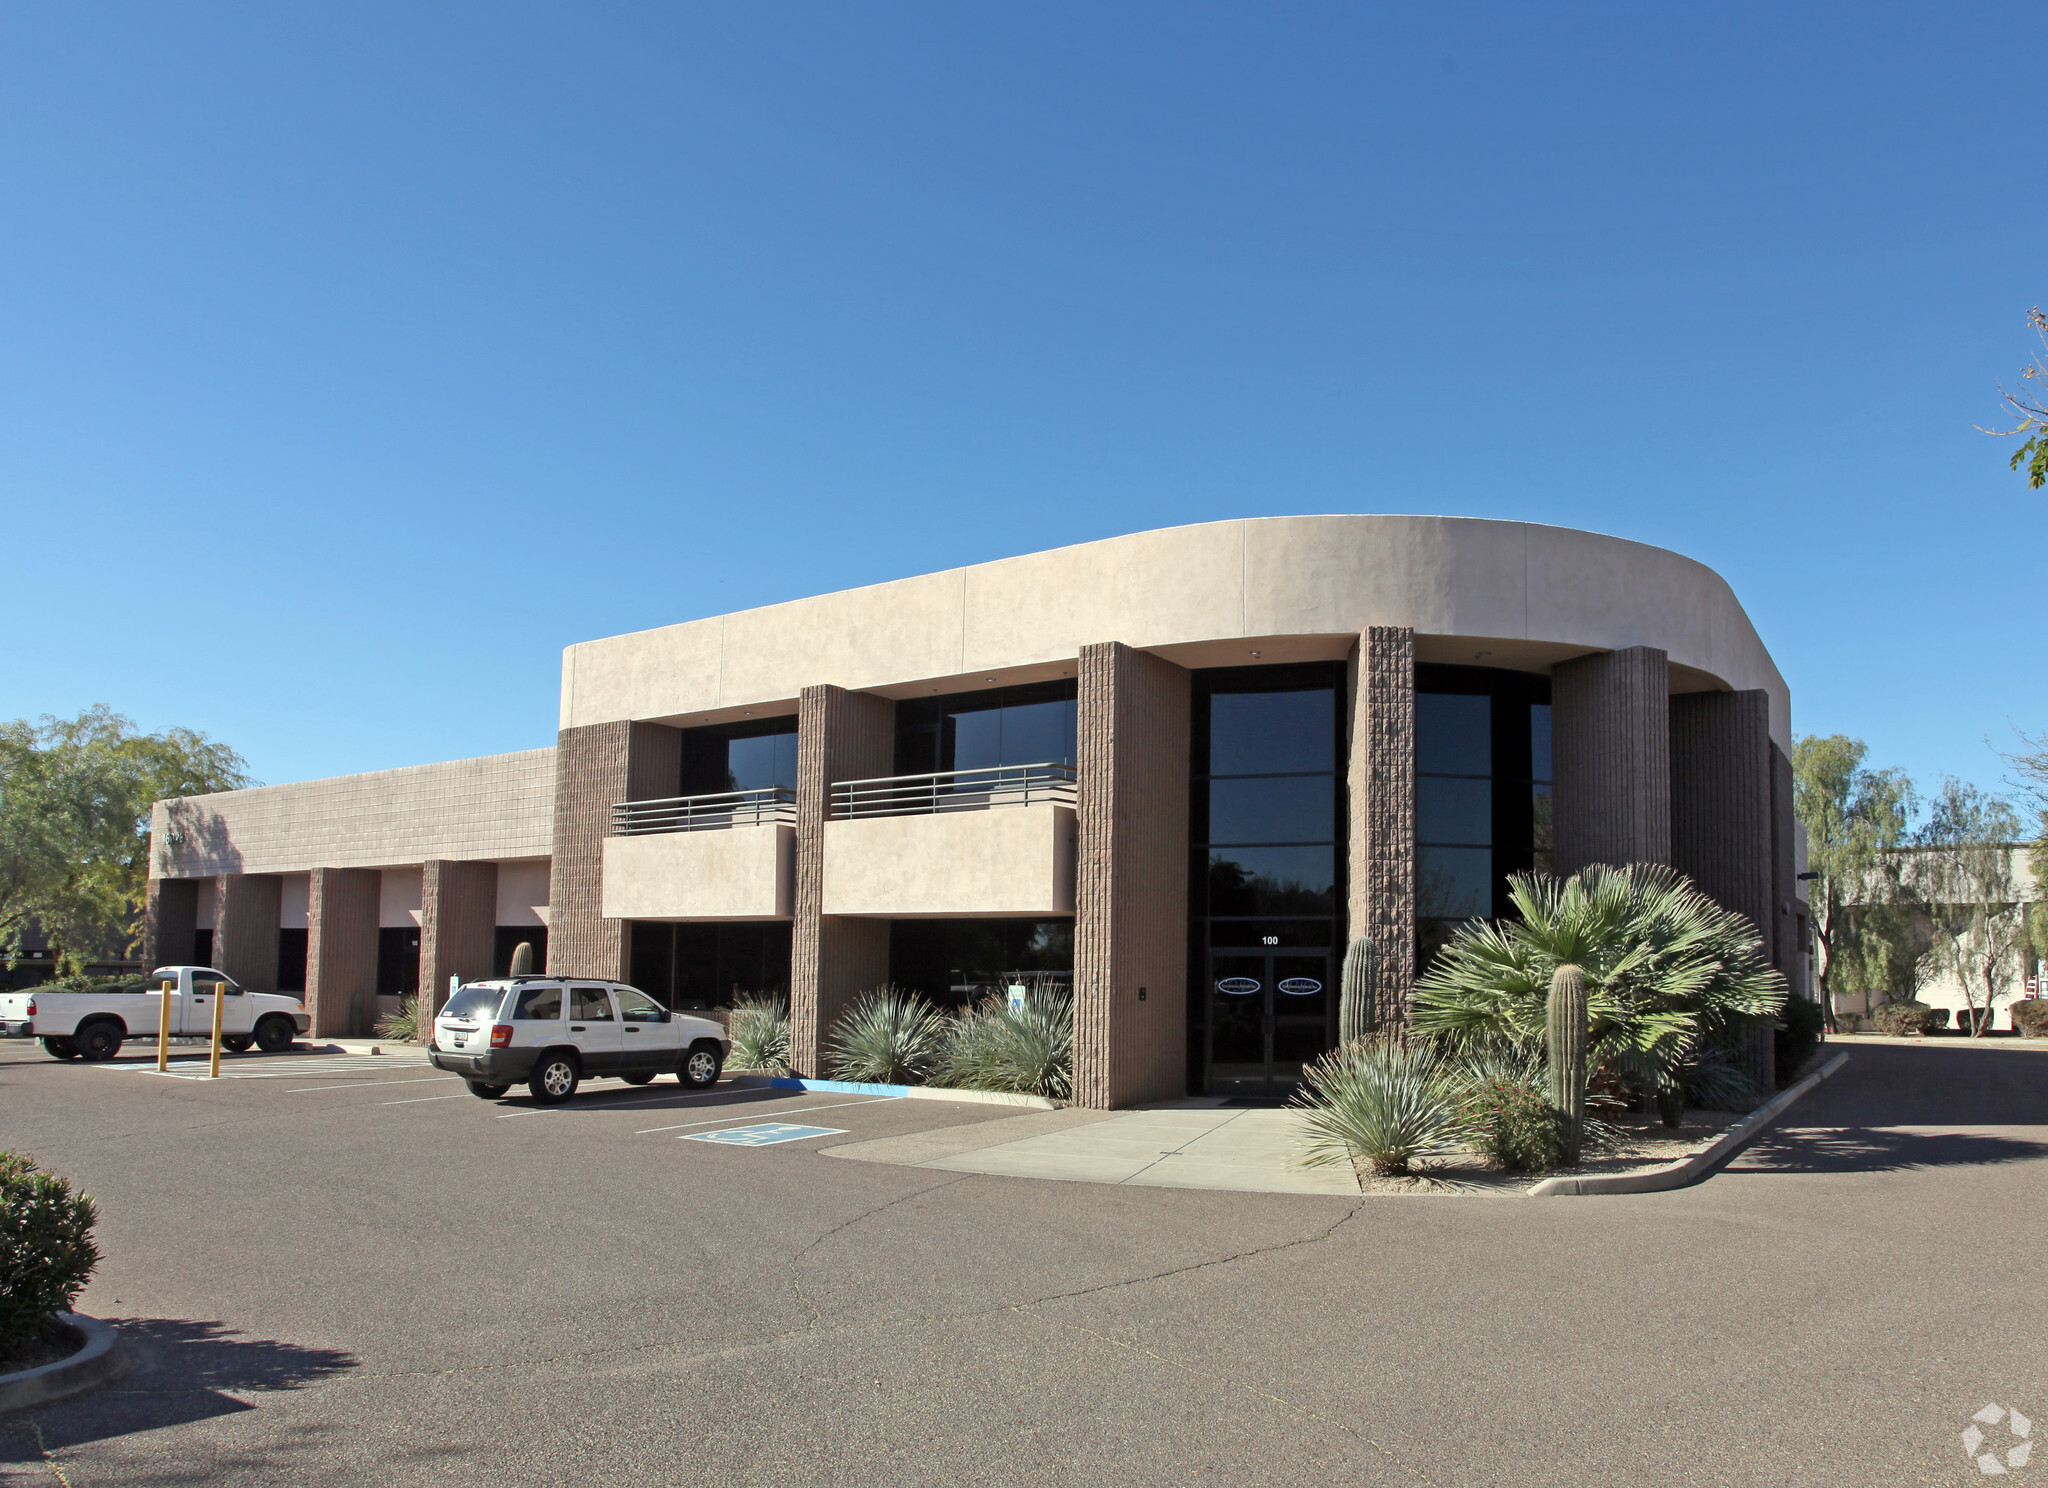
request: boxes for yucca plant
[1294,1037,1465,1177]
[374,995,421,1043]
[726,994,791,1075]
[827,987,948,1085]
[1410,863,1787,1106]
[933,987,1073,1100]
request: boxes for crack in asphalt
[785,1172,975,1331]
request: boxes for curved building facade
[147,516,1803,1103]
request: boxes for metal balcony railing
[830,762,1077,820]
[610,786,796,836]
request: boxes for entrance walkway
[826,1104,1364,1195]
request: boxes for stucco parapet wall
[601,825,794,921]
[560,515,1791,749]
[152,749,556,879]
[822,805,1077,918]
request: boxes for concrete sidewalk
[827,1104,1364,1195]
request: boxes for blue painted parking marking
[681,1122,849,1146]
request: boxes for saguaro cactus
[1338,937,1376,1046]
[510,941,535,976]
[1547,963,1588,1164]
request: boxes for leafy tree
[1790,735,1917,1011]
[0,707,252,972]
[1409,863,1786,1102]
[1911,778,2027,1038]
[1983,306,2048,489]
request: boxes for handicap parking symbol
[682,1123,849,1146]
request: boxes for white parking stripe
[382,1094,469,1105]
[286,1077,456,1093]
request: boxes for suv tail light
[490,1024,513,1049]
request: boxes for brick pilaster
[1347,626,1416,1030]
[213,873,282,993]
[307,867,379,1037]
[420,860,499,1028]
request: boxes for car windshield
[441,986,506,1022]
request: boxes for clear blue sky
[4,3,2042,803]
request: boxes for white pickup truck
[0,967,312,1062]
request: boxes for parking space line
[286,1077,457,1093]
[382,1093,469,1105]
[635,1096,900,1134]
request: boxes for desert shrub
[726,995,791,1074]
[1774,995,1826,1086]
[827,988,948,1085]
[0,1152,99,1357]
[2013,1000,2048,1038]
[1681,1049,1764,1112]
[374,995,421,1043]
[1870,1000,1939,1036]
[933,988,1072,1100]
[1412,864,1787,1098]
[34,976,146,996]
[1461,1074,1568,1172]
[1294,1038,1464,1177]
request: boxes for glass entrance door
[1206,948,1333,1099]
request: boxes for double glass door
[1206,948,1333,1099]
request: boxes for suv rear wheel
[528,1052,580,1105]
[466,1079,510,1099]
[680,1043,723,1090]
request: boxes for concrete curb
[725,1074,1059,1110]
[1528,1051,1850,1198]
[0,1314,124,1414]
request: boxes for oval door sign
[1216,977,1261,996]
[1277,977,1323,996]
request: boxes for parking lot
[3,1036,2046,1487]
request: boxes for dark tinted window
[513,985,563,1020]
[614,987,665,1022]
[1416,694,1491,776]
[1205,846,1336,917]
[1208,691,1335,776]
[894,681,1078,775]
[680,718,799,796]
[1205,776,1335,845]
[1418,777,1491,846]
[571,986,614,1021]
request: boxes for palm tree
[1410,863,1786,1103]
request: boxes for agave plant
[933,986,1073,1100]
[827,987,949,1085]
[1410,863,1786,1102]
[1293,1037,1465,1176]
[726,994,791,1075]
[374,995,421,1043]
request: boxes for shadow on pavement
[1784,1042,2048,1127]
[1729,1126,2048,1175]
[0,1318,356,1458]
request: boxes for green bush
[1459,1073,1568,1172]
[374,995,421,1043]
[1774,995,1826,1087]
[1294,1038,1464,1177]
[1870,1000,1940,1036]
[0,1152,99,1357]
[1681,1050,1764,1112]
[33,976,145,996]
[826,988,948,1085]
[2013,1000,2048,1038]
[933,988,1073,1100]
[726,995,791,1074]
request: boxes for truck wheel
[75,1022,123,1062]
[527,1052,579,1105]
[41,1037,78,1061]
[679,1042,724,1090]
[466,1080,511,1099]
[222,1035,254,1053]
[254,1017,296,1054]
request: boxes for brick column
[1670,689,1777,1088]
[1346,626,1416,1031]
[213,873,282,992]
[1553,646,1671,875]
[143,878,199,969]
[789,685,895,1078]
[1072,642,1190,1110]
[547,721,679,981]
[307,867,379,1037]
[420,860,499,1025]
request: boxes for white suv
[427,978,729,1104]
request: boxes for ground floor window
[377,927,420,996]
[194,928,214,968]
[629,921,790,1009]
[277,928,307,992]
[888,919,1073,1009]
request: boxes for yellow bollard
[208,975,226,1078]
[156,976,173,1072]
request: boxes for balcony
[602,789,794,921]
[823,764,1077,918]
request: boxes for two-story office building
[144,515,1802,1104]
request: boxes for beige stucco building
[146,515,1806,1103]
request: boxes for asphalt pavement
[1,1035,2043,1487]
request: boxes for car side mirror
[659,1009,672,1023]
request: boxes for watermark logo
[1963,1404,2033,1475]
